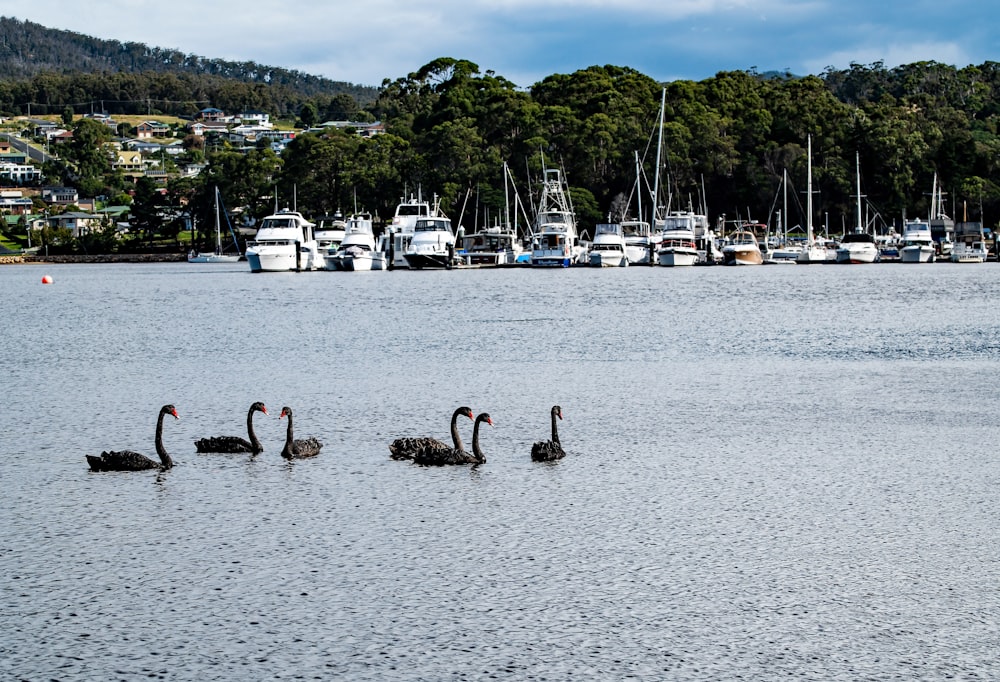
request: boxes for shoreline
[1,253,188,264]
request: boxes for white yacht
[950,222,987,263]
[899,219,936,263]
[721,226,763,265]
[328,213,385,271]
[378,195,433,269]
[836,232,880,263]
[313,213,347,270]
[403,215,458,269]
[656,211,700,267]
[621,219,659,265]
[530,167,586,267]
[245,209,320,272]
[588,223,629,267]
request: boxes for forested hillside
[0,16,378,111]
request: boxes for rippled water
[3,261,1000,680]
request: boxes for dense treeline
[0,16,378,109]
[268,58,1000,238]
[4,16,1000,244]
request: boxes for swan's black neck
[550,410,561,445]
[282,411,295,456]
[450,409,466,452]
[471,415,489,464]
[155,408,174,469]
[247,406,263,451]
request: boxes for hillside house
[0,162,42,184]
[238,111,272,127]
[195,107,228,122]
[187,121,229,136]
[51,211,103,238]
[112,150,144,178]
[0,190,34,214]
[41,186,79,206]
[136,121,171,139]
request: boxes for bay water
[2,261,999,680]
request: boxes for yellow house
[112,150,144,178]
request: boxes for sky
[8,1,997,89]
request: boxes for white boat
[589,223,629,267]
[835,153,880,264]
[928,174,955,259]
[621,220,657,264]
[378,194,433,270]
[403,213,459,269]
[620,151,661,265]
[899,219,936,263]
[950,221,987,263]
[459,226,524,266]
[836,232,880,263]
[458,161,529,267]
[329,213,385,271]
[188,187,242,263]
[722,227,764,265]
[245,209,320,272]
[796,135,828,264]
[313,212,347,270]
[530,166,586,267]
[656,211,700,267]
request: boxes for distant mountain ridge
[0,16,378,102]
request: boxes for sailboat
[796,135,827,264]
[188,187,242,263]
[835,152,879,263]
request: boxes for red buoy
[41,275,53,284]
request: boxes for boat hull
[403,252,453,269]
[589,251,628,267]
[343,253,386,271]
[722,248,763,265]
[657,249,698,267]
[246,249,297,272]
[188,252,240,264]
[900,246,936,263]
[835,246,879,264]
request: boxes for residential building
[136,121,171,139]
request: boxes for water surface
[2,261,999,679]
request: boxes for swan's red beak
[261,406,269,415]
[171,408,179,419]
[486,417,495,427]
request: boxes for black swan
[86,404,179,471]
[531,405,565,461]
[194,401,268,453]
[389,406,473,460]
[414,412,494,466]
[279,406,323,459]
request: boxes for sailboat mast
[503,161,511,233]
[214,186,222,252]
[806,135,814,244]
[634,151,643,225]
[782,168,788,242]
[855,152,863,233]
[651,87,666,229]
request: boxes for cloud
[4,0,995,88]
